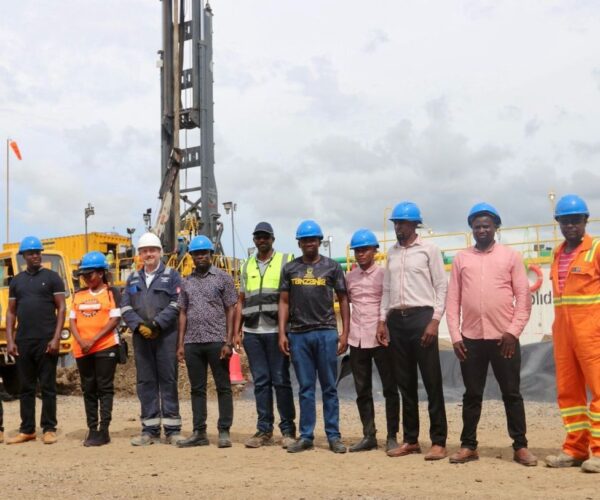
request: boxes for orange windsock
[9,140,22,160]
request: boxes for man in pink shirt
[446,203,537,466]
[346,229,400,453]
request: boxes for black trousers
[184,342,233,432]
[460,338,527,450]
[350,345,400,438]
[16,339,58,434]
[76,346,119,431]
[387,308,447,446]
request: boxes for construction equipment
[154,0,224,255]
[0,248,75,396]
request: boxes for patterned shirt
[557,247,577,293]
[178,266,238,344]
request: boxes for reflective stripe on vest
[241,252,290,324]
[554,294,600,306]
[584,238,600,263]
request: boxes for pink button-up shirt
[380,236,447,322]
[445,242,532,344]
[346,264,384,348]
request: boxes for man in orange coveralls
[545,194,600,473]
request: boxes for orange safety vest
[71,287,119,358]
[551,233,600,457]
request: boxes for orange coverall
[551,234,600,459]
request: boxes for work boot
[545,451,584,468]
[218,430,232,448]
[281,433,296,449]
[328,438,347,454]
[83,430,99,447]
[165,433,183,446]
[130,433,160,446]
[349,435,377,452]
[287,438,314,453]
[7,432,36,444]
[581,456,600,473]
[245,431,274,448]
[85,429,110,447]
[513,447,537,466]
[177,431,209,448]
[385,435,399,452]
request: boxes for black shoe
[177,431,209,448]
[328,438,347,454]
[385,435,399,452]
[349,436,378,452]
[287,438,314,453]
[218,430,232,448]
[83,429,99,447]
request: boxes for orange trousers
[553,308,600,459]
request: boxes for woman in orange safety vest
[69,251,121,447]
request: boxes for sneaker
[581,456,600,473]
[545,451,584,468]
[328,438,347,454]
[130,433,160,446]
[42,431,58,445]
[7,432,36,445]
[245,431,274,448]
[281,434,296,449]
[287,438,314,453]
[218,430,232,448]
[177,431,209,448]
[165,433,184,446]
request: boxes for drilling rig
[153,0,223,255]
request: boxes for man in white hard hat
[121,232,183,446]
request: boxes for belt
[392,306,433,317]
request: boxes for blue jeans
[289,329,340,442]
[243,332,296,436]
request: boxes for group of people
[1,194,598,473]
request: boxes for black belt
[391,306,433,317]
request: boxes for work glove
[136,323,157,340]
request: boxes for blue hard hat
[295,219,324,240]
[467,202,502,227]
[78,251,109,273]
[189,235,214,252]
[389,201,423,223]
[18,236,44,254]
[554,194,589,220]
[350,228,379,249]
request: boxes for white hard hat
[137,232,162,251]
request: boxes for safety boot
[218,430,232,448]
[581,456,600,473]
[349,435,377,452]
[130,433,160,446]
[545,451,584,468]
[245,431,274,448]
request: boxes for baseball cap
[252,222,274,235]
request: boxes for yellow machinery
[0,248,75,396]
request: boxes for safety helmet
[295,219,324,240]
[189,235,214,252]
[554,194,589,220]
[389,201,423,223]
[78,251,109,273]
[137,232,162,251]
[18,236,44,254]
[467,202,502,227]
[350,229,379,249]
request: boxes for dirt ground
[1,389,598,499]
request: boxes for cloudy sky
[1,0,599,257]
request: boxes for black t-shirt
[280,255,347,333]
[9,267,66,340]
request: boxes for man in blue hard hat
[121,232,183,446]
[346,228,400,453]
[233,222,296,449]
[6,236,66,445]
[379,201,448,460]
[446,203,536,466]
[279,219,350,453]
[176,235,238,449]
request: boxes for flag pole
[5,138,9,243]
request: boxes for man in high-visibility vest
[546,194,600,473]
[233,222,296,449]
